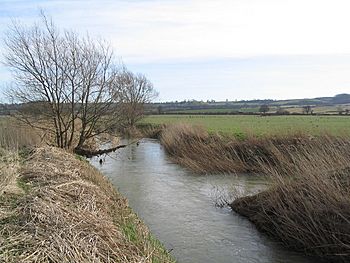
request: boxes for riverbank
[139,123,350,262]
[89,138,316,263]
[0,146,174,263]
[231,142,350,262]
[155,123,350,174]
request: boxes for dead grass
[231,140,350,262]
[160,123,350,174]
[0,117,122,156]
[0,117,42,151]
[161,124,350,261]
[136,123,164,139]
[0,147,174,263]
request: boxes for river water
[91,139,316,263]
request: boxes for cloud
[2,0,350,63]
[1,0,350,101]
[129,55,350,101]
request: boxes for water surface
[91,139,316,263]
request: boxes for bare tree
[259,104,270,115]
[337,107,344,115]
[302,105,312,115]
[112,69,158,127]
[276,106,290,115]
[3,14,123,151]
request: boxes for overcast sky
[1,0,350,102]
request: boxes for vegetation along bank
[231,139,350,262]
[139,122,350,262]
[0,146,174,263]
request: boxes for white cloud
[2,0,350,63]
[91,0,350,63]
[1,0,350,101]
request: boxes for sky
[0,0,350,102]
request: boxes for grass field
[143,115,350,137]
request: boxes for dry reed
[231,139,350,262]
[161,123,350,261]
[0,117,42,151]
[160,123,350,174]
[0,147,174,263]
[136,123,164,139]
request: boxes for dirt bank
[0,147,174,263]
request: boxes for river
[91,139,316,263]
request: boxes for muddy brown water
[91,139,317,263]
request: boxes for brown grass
[0,117,123,156]
[160,123,350,261]
[136,123,164,139]
[0,117,42,151]
[0,147,174,263]
[160,123,350,174]
[0,150,22,198]
[231,139,350,262]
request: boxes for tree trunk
[74,144,127,158]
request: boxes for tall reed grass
[161,123,350,261]
[0,117,41,151]
[231,141,350,262]
[160,123,350,174]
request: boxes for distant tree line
[144,94,350,114]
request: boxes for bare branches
[3,15,124,149]
[112,69,158,127]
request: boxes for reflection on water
[91,139,316,263]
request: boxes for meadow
[143,115,350,137]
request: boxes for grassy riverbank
[158,123,350,174]
[0,146,174,262]
[231,142,350,262]
[148,123,350,261]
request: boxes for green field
[142,115,350,137]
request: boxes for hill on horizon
[147,93,350,115]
